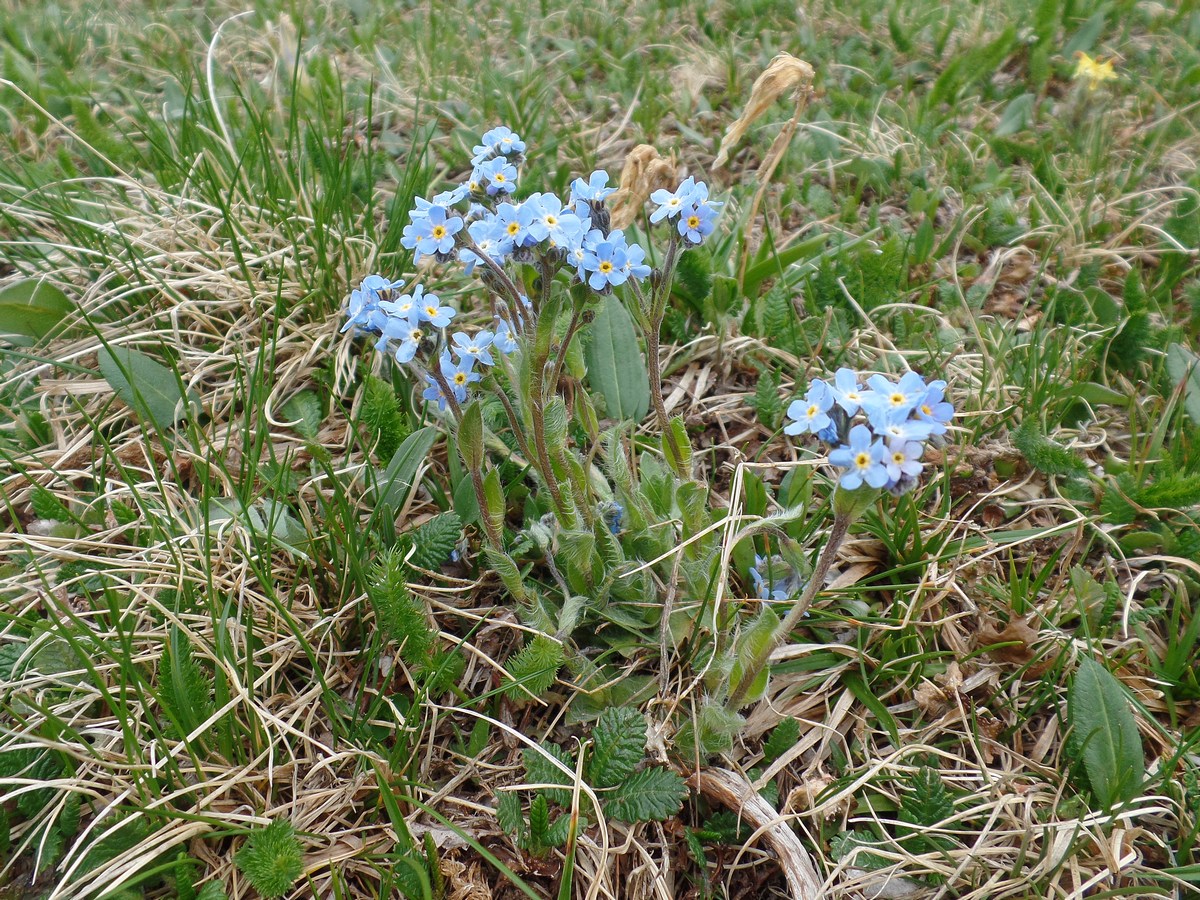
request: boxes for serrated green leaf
[762,717,800,764]
[1069,657,1144,807]
[496,791,524,838]
[196,881,228,900]
[901,766,954,828]
[528,794,550,842]
[604,766,686,823]
[98,346,200,431]
[281,391,322,440]
[0,278,74,340]
[406,512,462,570]
[505,634,564,701]
[588,707,646,788]
[585,296,649,422]
[523,741,575,808]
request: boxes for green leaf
[729,607,781,707]
[523,742,575,808]
[1166,343,1200,425]
[98,346,199,431]
[762,717,800,764]
[585,296,649,422]
[901,766,954,829]
[196,882,228,900]
[234,820,303,899]
[1069,657,1144,807]
[404,512,462,570]
[496,791,524,839]
[505,635,564,701]
[281,391,322,440]
[604,767,686,823]
[375,426,437,514]
[0,278,74,340]
[588,707,646,788]
[457,400,484,472]
[1013,420,1089,478]
[842,670,900,744]
[994,92,1036,137]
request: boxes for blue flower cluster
[784,369,953,494]
[342,125,724,412]
[749,554,805,601]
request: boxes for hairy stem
[725,510,852,710]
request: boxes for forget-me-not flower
[784,380,834,435]
[451,330,495,368]
[828,424,889,490]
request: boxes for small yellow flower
[1073,51,1117,91]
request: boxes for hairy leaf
[585,296,650,422]
[1069,657,1144,807]
[504,635,564,701]
[605,767,687,823]
[234,820,303,899]
[588,707,646,788]
[522,741,575,808]
[762,717,800,765]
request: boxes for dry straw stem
[608,144,678,231]
[687,767,824,899]
[713,53,815,288]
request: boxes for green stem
[725,510,853,711]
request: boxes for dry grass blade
[608,145,678,231]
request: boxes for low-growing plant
[338,123,960,859]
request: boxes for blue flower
[914,381,954,435]
[862,372,927,420]
[650,176,705,223]
[869,406,934,443]
[474,157,518,196]
[830,368,867,415]
[459,219,508,275]
[677,199,720,245]
[580,233,629,291]
[570,170,615,205]
[451,330,495,367]
[749,555,804,601]
[599,500,624,535]
[493,317,520,353]
[490,202,530,251]
[401,204,464,260]
[828,424,889,490]
[443,351,481,401]
[342,274,404,333]
[432,184,470,207]
[412,287,457,328]
[472,126,525,164]
[622,242,652,281]
[524,193,586,248]
[784,380,834,435]
[884,438,925,483]
[393,319,427,364]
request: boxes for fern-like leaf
[522,742,574,807]
[1013,420,1089,478]
[527,795,551,850]
[360,374,409,461]
[604,766,686,823]
[368,548,434,665]
[748,367,785,432]
[762,717,800,765]
[504,635,563,701]
[30,486,71,521]
[404,512,462,570]
[496,791,524,839]
[234,820,303,899]
[160,626,213,738]
[588,707,646,788]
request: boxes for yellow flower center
[410,329,423,342]
[921,404,932,416]
[454,372,468,385]
[425,305,438,317]
[432,225,446,239]
[507,222,520,235]
[855,452,870,469]
[687,215,700,228]
[494,173,506,183]
[599,261,613,274]
[890,392,905,405]
[807,404,818,418]
[893,452,905,464]
[545,215,557,226]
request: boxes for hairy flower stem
[725,510,853,711]
[645,236,687,477]
[430,366,502,547]
[529,351,576,528]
